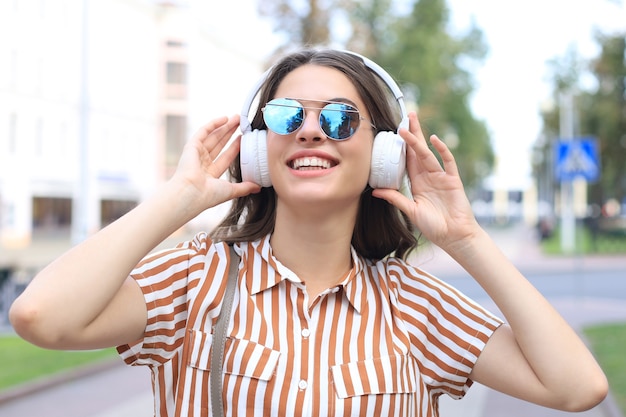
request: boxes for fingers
[193,115,241,161]
[230,181,262,199]
[372,188,416,218]
[429,134,459,177]
[400,112,444,173]
[209,135,242,176]
[401,112,459,177]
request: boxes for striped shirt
[117,232,502,417]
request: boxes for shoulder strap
[210,245,239,417]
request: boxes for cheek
[265,133,285,179]
[360,135,374,162]
[346,139,374,182]
[359,147,373,173]
[265,133,283,159]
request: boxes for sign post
[554,138,600,183]
[554,92,601,254]
[554,136,601,253]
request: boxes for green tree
[534,46,584,208]
[585,34,626,204]
[258,0,332,51]
[377,0,492,188]
[258,0,493,188]
[341,0,394,59]
[538,35,626,205]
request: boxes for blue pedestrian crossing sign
[554,137,600,182]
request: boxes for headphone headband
[240,50,409,134]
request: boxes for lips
[289,156,336,170]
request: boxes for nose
[296,110,325,143]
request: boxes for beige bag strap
[210,245,239,417]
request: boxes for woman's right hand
[9,115,261,351]
[171,115,261,215]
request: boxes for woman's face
[266,64,374,209]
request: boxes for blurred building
[0,0,268,268]
[470,150,538,228]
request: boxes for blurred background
[1,2,626,416]
[1,0,625,274]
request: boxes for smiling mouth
[289,156,335,170]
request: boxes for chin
[280,183,364,207]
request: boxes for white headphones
[239,51,409,190]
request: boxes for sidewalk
[413,222,626,277]
[440,296,626,417]
[429,223,626,417]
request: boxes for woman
[10,48,607,416]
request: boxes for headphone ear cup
[240,129,272,187]
[369,131,406,190]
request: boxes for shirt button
[301,328,311,338]
[298,380,308,390]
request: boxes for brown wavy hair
[210,48,419,260]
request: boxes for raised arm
[9,115,260,350]
[372,112,608,411]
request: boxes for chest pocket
[330,354,417,399]
[186,329,280,382]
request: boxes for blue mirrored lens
[263,98,303,135]
[320,103,359,140]
[262,98,361,140]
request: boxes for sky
[446,0,626,189]
[223,0,626,190]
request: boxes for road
[0,224,624,417]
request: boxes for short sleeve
[117,232,216,367]
[387,258,503,399]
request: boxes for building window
[101,199,137,226]
[166,62,187,85]
[166,40,186,48]
[32,197,72,234]
[165,115,187,167]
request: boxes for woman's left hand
[375,113,609,412]
[372,111,481,253]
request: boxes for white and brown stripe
[118,233,502,416]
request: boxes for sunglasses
[261,98,374,141]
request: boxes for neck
[270,201,358,297]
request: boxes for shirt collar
[244,234,366,313]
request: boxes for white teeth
[291,157,332,170]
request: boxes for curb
[0,356,122,406]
